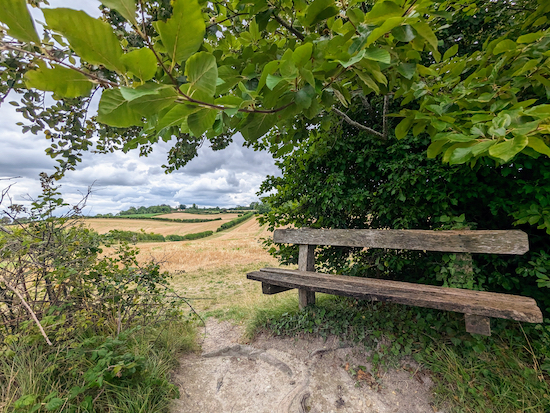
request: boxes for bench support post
[465,314,491,336]
[298,244,315,309]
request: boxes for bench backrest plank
[273,228,529,255]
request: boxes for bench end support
[465,314,491,336]
[299,289,315,309]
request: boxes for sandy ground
[171,319,443,413]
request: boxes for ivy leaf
[153,0,205,67]
[43,8,125,73]
[184,52,218,103]
[304,0,339,26]
[187,108,217,136]
[97,88,143,127]
[100,0,137,25]
[0,0,40,43]
[121,48,158,81]
[24,63,93,98]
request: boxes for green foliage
[117,204,172,215]
[104,229,165,243]
[165,231,213,241]
[216,212,255,232]
[0,175,196,412]
[259,102,550,315]
[4,0,549,175]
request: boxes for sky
[0,0,280,215]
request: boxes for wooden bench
[247,228,543,336]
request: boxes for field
[92,216,294,318]
[84,213,240,236]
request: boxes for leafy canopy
[1,0,549,172]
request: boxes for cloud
[0,1,281,215]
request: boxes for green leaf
[517,32,542,44]
[0,0,40,43]
[493,39,516,55]
[427,139,447,158]
[471,140,496,156]
[449,144,475,165]
[433,133,474,142]
[443,44,459,60]
[367,17,403,46]
[156,103,199,131]
[397,63,416,79]
[43,8,125,73]
[266,74,284,90]
[258,60,279,90]
[100,0,137,25]
[363,48,391,64]
[292,43,313,67]
[241,113,277,141]
[184,52,218,102]
[295,85,315,109]
[365,0,403,24]
[304,0,339,26]
[24,63,93,98]
[489,136,528,162]
[123,85,178,116]
[121,48,157,81]
[395,117,413,139]
[338,50,366,68]
[187,108,217,136]
[391,25,416,42]
[153,0,205,66]
[97,88,143,127]
[412,22,438,51]
[527,136,550,157]
[353,69,380,93]
[45,398,65,411]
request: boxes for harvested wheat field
[84,213,239,236]
[135,217,290,317]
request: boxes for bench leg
[465,314,491,336]
[299,289,315,309]
[262,283,292,295]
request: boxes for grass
[0,320,197,413]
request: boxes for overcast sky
[0,0,280,215]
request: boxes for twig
[382,95,389,140]
[272,12,304,41]
[0,274,52,345]
[332,107,385,139]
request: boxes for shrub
[216,212,255,232]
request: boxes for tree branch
[0,274,52,345]
[272,12,304,41]
[382,95,389,140]
[332,107,385,139]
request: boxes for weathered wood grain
[298,245,316,308]
[465,314,491,336]
[247,268,543,323]
[273,229,529,255]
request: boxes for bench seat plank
[273,229,529,255]
[247,268,542,323]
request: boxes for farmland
[84,213,241,236]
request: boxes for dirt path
[171,319,443,413]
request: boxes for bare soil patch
[171,319,441,413]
